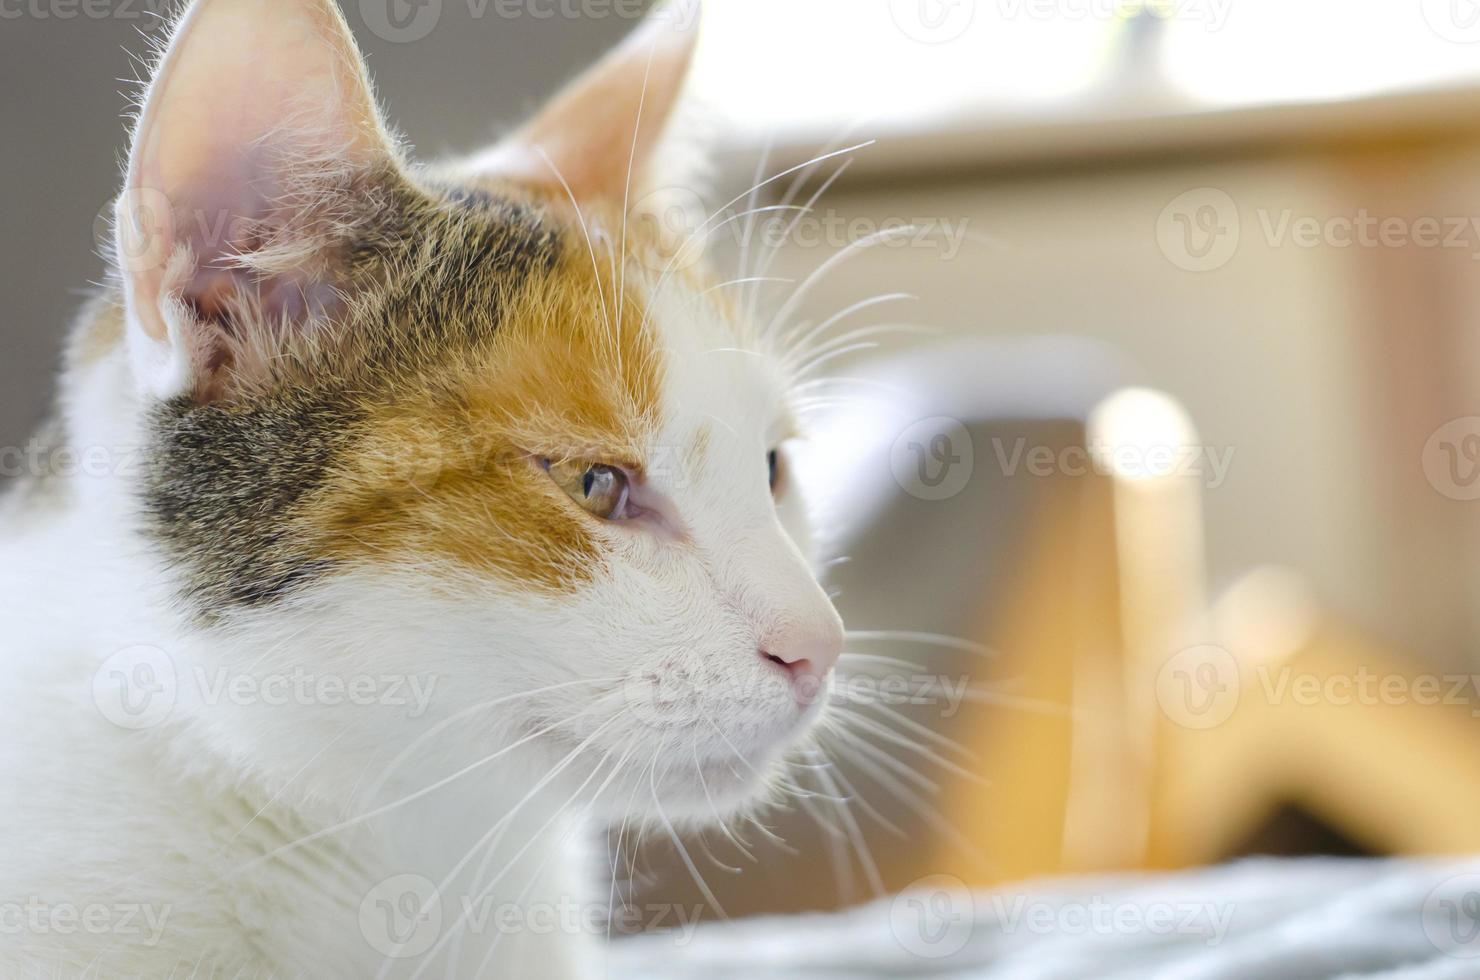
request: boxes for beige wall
[748,149,1480,676]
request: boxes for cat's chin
[572,705,825,824]
[593,745,793,825]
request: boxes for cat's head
[105,0,843,823]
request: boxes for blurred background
[9,0,1480,927]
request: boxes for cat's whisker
[766,225,920,340]
[457,734,643,971]
[532,145,617,345]
[469,736,641,977]
[703,275,795,296]
[742,813,797,855]
[226,726,351,846]
[745,151,859,328]
[383,713,627,980]
[827,703,982,784]
[786,753,859,902]
[788,342,882,381]
[789,375,912,398]
[806,754,887,895]
[831,685,980,763]
[824,720,942,793]
[233,686,624,875]
[780,292,916,363]
[638,141,876,337]
[360,676,623,809]
[838,652,929,673]
[846,628,1001,660]
[783,321,934,375]
[614,24,663,360]
[608,742,657,942]
[824,727,988,867]
[691,738,755,864]
[650,752,729,921]
[735,133,775,289]
[811,741,916,847]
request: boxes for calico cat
[0,0,846,975]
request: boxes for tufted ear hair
[463,0,703,209]
[116,0,400,400]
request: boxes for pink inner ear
[465,1,700,205]
[168,158,345,329]
[119,0,390,351]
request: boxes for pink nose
[761,627,844,706]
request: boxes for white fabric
[612,858,1480,979]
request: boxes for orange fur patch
[306,231,665,593]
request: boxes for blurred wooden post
[943,388,1215,884]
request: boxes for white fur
[0,255,842,980]
[1,0,847,972]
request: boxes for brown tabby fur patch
[115,168,668,616]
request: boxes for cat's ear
[116,0,397,400]
[467,0,702,207]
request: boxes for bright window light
[689,0,1480,144]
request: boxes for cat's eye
[543,459,631,520]
[768,449,782,495]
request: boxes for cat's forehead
[388,181,782,459]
